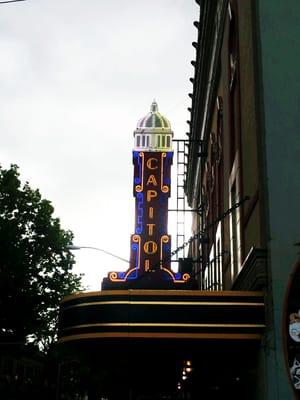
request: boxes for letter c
[147,158,158,170]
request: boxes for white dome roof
[136,101,171,130]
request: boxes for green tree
[0,164,82,351]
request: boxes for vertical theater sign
[102,101,191,289]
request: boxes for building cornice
[186,0,228,207]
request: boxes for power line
[0,0,26,4]
[68,245,129,264]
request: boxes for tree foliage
[0,164,82,351]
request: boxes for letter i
[149,207,154,219]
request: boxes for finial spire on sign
[151,99,158,113]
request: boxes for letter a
[146,175,158,186]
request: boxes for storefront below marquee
[57,336,263,400]
[57,289,265,399]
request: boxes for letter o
[144,241,158,255]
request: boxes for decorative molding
[232,247,267,291]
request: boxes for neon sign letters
[108,150,190,285]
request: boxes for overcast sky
[0,0,199,290]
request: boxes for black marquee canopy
[58,289,265,343]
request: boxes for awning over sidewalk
[58,290,265,343]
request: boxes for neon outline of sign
[135,152,144,192]
[160,267,190,283]
[161,152,170,193]
[136,192,144,234]
[126,234,140,279]
[109,235,141,282]
[164,152,172,186]
[160,235,170,268]
[133,151,141,185]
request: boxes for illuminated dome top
[134,100,173,151]
[136,100,171,130]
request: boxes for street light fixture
[67,245,130,264]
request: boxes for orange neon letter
[147,190,158,202]
[146,158,158,170]
[146,175,158,186]
[144,241,158,255]
[148,207,154,219]
[147,223,155,236]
